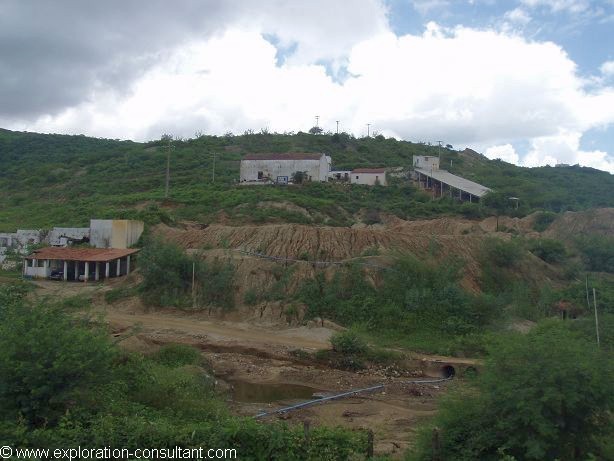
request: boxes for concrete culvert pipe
[441,365,456,378]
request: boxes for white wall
[90,220,144,249]
[240,155,330,182]
[351,172,387,186]
[413,156,440,171]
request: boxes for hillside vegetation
[1,128,614,231]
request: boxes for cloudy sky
[1,0,613,172]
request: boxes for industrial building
[239,153,331,184]
[412,156,491,202]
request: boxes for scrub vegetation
[2,128,614,231]
[0,284,368,459]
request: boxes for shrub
[152,344,201,367]
[532,211,557,232]
[481,237,523,268]
[528,238,567,263]
[575,235,614,273]
[330,330,368,355]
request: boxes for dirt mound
[546,208,614,240]
[155,219,486,292]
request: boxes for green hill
[1,128,613,231]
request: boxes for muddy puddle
[227,379,321,403]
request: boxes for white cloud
[520,0,590,14]
[523,130,614,172]
[4,15,614,173]
[485,144,520,164]
[601,60,614,77]
[504,8,532,25]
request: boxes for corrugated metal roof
[243,153,323,161]
[352,168,386,174]
[25,247,139,262]
[415,168,492,197]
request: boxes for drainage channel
[254,375,453,419]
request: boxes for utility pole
[164,137,173,198]
[192,261,196,308]
[212,153,217,183]
[437,140,443,162]
[367,123,371,137]
[593,288,600,348]
[336,120,339,134]
[315,115,319,128]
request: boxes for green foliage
[330,330,368,355]
[532,211,557,231]
[3,129,613,231]
[0,302,115,425]
[410,321,614,460]
[151,344,202,368]
[138,238,235,309]
[575,235,614,273]
[527,238,567,263]
[480,237,524,268]
[0,283,368,459]
[104,285,138,304]
[298,257,498,355]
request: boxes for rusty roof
[351,168,387,174]
[242,153,323,161]
[25,247,139,262]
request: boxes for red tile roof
[25,247,139,262]
[351,168,386,174]
[243,153,323,161]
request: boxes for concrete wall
[90,220,144,249]
[413,155,440,171]
[48,227,90,246]
[240,155,330,182]
[24,259,51,278]
[351,172,387,186]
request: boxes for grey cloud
[0,0,233,118]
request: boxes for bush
[532,211,557,232]
[152,344,202,367]
[528,238,567,263]
[330,329,368,355]
[575,235,614,273]
[410,322,614,460]
[481,237,523,268]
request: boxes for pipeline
[254,376,452,419]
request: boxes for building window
[257,171,263,179]
[356,176,359,179]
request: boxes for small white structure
[90,219,144,249]
[350,168,387,186]
[240,153,331,183]
[413,155,440,171]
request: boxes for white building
[350,168,387,186]
[413,155,440,171]
[240,153,331,183]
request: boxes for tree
[308,126,323,135]
[413,322,614,460]
[482,191,510,231]
[0,302,115,426]
[291,170,308,184]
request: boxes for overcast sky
[1,0,613,172]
